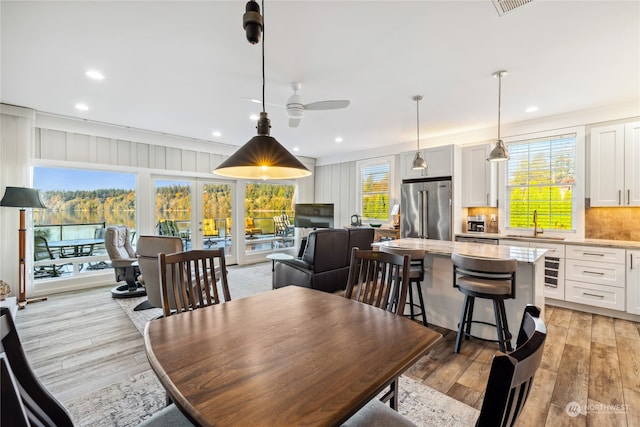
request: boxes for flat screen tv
[293,203,335,229]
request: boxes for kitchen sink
[505,235,566,241]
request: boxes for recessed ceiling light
[75,103,89,111]
[212,131,222,138]
[335,137,344,143]
[85,70,104,80]
[293,147,300,152]
[249,114,259,121]
[525,106,539,113]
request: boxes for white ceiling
[2,1,639,162]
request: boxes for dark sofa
[274,227,374,293]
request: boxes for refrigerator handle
[420,190,429,239]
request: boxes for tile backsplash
[584,207,639,241]
[466,207,499,233]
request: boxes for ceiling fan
[285,82,350,128]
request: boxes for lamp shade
[214,135,311,180]
[487,139,510,162]
[0,187,47,208]
[412,151,427,170]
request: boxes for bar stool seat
[380,246,428,326]
[452,253,517,353]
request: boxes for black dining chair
[341,305,547,427]
[0,307,74,427]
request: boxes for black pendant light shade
[214,0,311,180]
[215,114,311,180]
[487,70,510,162]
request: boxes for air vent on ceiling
[492,0,534,16]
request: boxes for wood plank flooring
[13,265,640,426]
[406,305,640,427]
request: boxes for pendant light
[487,70,510,162]
[411,95,427,170]
[214,0,311,180]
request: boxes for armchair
[106,226,146,300]
[136,235,184,310]
[245,217,262,236]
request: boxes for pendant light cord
[497,73,502,141]
[416,98,420,150]
[261,0,266,114]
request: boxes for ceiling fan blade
[240,97,285,108]
[303,100,350,111]
[289,117,302,128]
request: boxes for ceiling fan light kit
[215,0,311,180]
[487,70,510,162]
[411,95,427,170]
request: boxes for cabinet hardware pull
[628,189,631,205]
[631,253,634,270]
[583,252,605,256]
[618,190,621,205]
[583,270,605,276]
[583,292,604,298]
[486,193,489,205]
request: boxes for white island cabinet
[375,238,547,350]
[627,250,640,315]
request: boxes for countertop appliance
[401,178,452,241]
[467,215,486,232]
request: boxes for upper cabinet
[461,144,495,207]
[401,145,453,180]
[590,121,640,206]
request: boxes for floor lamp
[1,186,48,309]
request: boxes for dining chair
[0,307,74,427]
[158,249,231,317]
[345,247,410,314]
[341,305,547,427]
[378,245,428,325]
[344,247,410,410]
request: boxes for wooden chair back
[345,247,410,314]
[0,308,73,427]
[158,249,231,317]
[476,305,547,427]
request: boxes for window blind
[506,133,576,231]
[359,161,390,221]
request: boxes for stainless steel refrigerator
[400,178,452,240]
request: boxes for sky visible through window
[34,167,135,191]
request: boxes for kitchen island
[375,238,548,347]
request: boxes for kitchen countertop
[456,233,640,250]
[375,238,548,264]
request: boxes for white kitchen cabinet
[565,245,626,311]
[401,145,452,180]
[627,250,640,315]
[590,121,640,206]
[461,144,495,207]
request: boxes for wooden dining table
[144,286,443,427]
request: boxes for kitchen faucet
[532,210,544,237]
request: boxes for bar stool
[380,246,428,326]
[451,253,517,353]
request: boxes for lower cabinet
[627,250,640,315]
[565,245,626,311]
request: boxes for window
[506,133,576,231]
[357,157,392,222]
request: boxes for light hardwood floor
[14,264,640,426]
